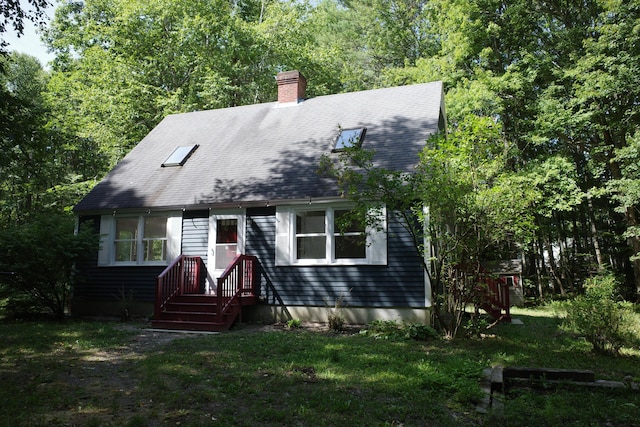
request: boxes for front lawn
[0,307,639,426]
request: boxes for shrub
[0,213,98,319]
[328,311,345,332]
[286,318,301,328]
[326,292,349,332]
[564,273,637,354]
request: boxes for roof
[74,81,445,213]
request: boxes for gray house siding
[73,213,206,313]
[245,207,425,309]
[181,210,209,262]
[74,207,425,316]
[73,216,163,315]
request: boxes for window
[142,217,168,261]
[296,210,326,259]
[114,218,139,262]
[333,128,366,151]
[98,213,182,266]
[334,209,366,259]
[276,205,386,266]
[162,145,199,167]
[113,216,167,263]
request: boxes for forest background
[1,0,640,312]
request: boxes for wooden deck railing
[216,254,259,322]
[482,274,511,321]
[155,255,205,315]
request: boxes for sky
[3,2,57,67]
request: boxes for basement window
[333,128,366,151]
[162,145,199,167]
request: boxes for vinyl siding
[181,210,209,263]
[75,208,426,312]
[246,207,425,308]
[74,216,163,305]
[75,212,208,307]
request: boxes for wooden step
[151,319,230,332]
[156,310,219,323]
[153,293,256,332]
[165,301,218,312]
[172,295,218,304]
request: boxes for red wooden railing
[155,254,259,325]
[481,273,511,321]
[216,254,259,322]
[155,255,205,315]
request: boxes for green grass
[0,308,639,426]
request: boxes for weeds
[360,319,439,341]
[326,291,349,332]
[286,318,301,328]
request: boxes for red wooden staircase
[477,271,511,322]
[151,254,260,332]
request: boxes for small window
[333,128,366,151]
[162,145,199,167]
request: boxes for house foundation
[244,304,432,326]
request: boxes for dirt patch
[231,321,364,335]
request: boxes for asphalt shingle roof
[74,81,444,212]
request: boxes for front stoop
[151,295,241,332]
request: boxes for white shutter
[275,207,292,266]
[367,206,387,265]
[166,213,182,262]
[97,215,113,266]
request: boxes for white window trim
[275,204,387,266]
[98,212,182,266]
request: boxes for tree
[0,0,50,54]
[0,53,54,223]
[0,212,98,319]
[568,0,640,299]
[44,0,337,171]
[322,115,536,338]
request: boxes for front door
[209,212,245,280]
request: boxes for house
[482,259,525,307]
[72,71,446,330]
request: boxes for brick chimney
[276,70,306,104]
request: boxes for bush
[328,311,345,332]
[564,273,637,354]
[326,292,349,332]
[0,213,98,319]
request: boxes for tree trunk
[587,197,604,271]
[535,235,546,298]
[545,236,566,297]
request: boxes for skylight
[162,145,199,167]
[333,128,366,151]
